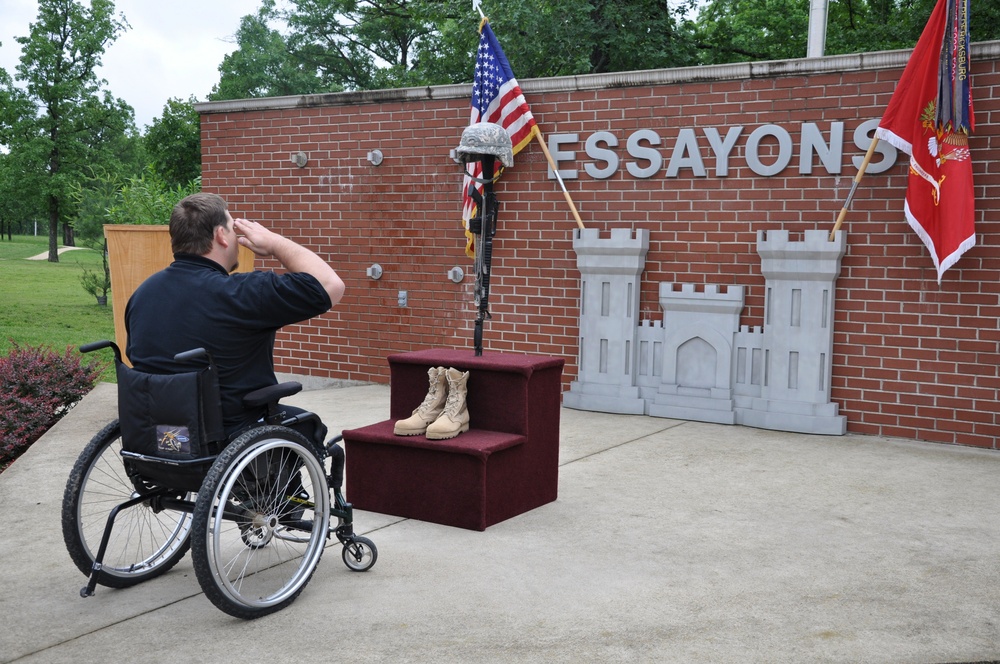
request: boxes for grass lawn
[0,234,117,382]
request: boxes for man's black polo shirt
[125,254,331,432]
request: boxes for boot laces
[443,378,465,416]
[417,374,444,414]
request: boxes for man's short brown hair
[169,193,229,255]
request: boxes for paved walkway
[24,247,88,260]
[2,381,1000,663]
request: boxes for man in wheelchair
[124,192,345,445]
[64,194,378,618]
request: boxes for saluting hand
[233,218,286,258]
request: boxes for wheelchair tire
[342,536,378,572]
[190,425,330,619]
[61,420,193,588]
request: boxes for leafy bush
[0,342,103,470]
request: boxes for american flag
[461,21,538,257]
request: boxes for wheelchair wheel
[342,536,378,572]
[191,425,330,619]
[61,420,193,588]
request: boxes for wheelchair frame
[61,341,377,619]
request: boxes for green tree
[69,169,115,303]
[212,0,328,100]
[692,0,1000,64]
[211,0,1000,99]
[4,0,132,262]
[144,96,201,188]
[211,0,702,98]
[283,0,441,90]
[464,0,600,79]
[107,168,201,226]
[82,91,144,180]
[479,0,700,78]
[73,166,200,237]
[694,0,810,62]
[0,152,39,240]
[587,0,701,73]
[0,67,46,240]
[69,166,200,302]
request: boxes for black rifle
[467,154,498,357]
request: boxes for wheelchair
[61,340,377,619]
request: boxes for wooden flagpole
[829,136,880,240]
[532,129,586,230]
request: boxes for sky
[0,0,260,130]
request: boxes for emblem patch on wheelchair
[156,425,191,455]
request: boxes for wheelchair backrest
[116,361,225,461]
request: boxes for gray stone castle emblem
[563,228,847,436]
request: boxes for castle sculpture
[563,228,847,436]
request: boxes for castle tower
[563,228,649,415]
[737,229,847,435]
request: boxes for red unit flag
[875,0,975,282]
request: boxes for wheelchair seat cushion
[116,363,225,461]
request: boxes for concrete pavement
[2,381,1000,663]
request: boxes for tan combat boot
[426,368,470,440]
[393,366,448,436]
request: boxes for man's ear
[214,224,230,248]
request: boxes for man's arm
[233,218,345,307]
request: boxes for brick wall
[197,42,1000,449]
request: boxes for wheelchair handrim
[206,437,330,609]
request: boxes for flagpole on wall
[533,130,587,231]
[829,136,880,240]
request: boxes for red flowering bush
[0,342,102,470]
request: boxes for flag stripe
[937,0,973,132]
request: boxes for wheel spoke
[191,427,330,618]
[62,421,192,588]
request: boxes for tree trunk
[47,195,59,263]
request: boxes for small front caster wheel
[342,537,377,571]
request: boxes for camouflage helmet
[454,122,513,168]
